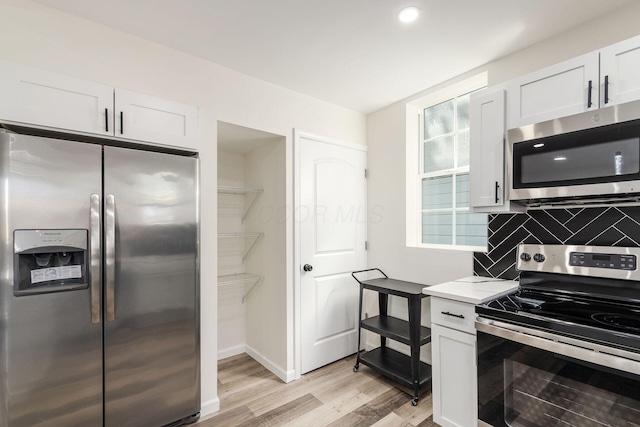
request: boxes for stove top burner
[591,313,640,333]
[477,288,640,351]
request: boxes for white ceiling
[36,0,633,114]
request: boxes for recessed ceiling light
[554,156,567,161]
[397,6,420,23]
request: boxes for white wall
[245,139,290,381]
[0,0,366,416]
[365,1,640,354]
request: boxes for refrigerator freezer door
[0,132,103,427]
[103,146,199,427]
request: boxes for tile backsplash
[473,206,640,280]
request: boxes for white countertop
[423,276,519,304]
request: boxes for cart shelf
[352,268,432,406]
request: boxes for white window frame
[406,73,488,251]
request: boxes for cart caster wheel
[411,398,418,406]
[353,365,359,372]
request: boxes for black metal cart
[351,268,432,405]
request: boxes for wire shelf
[218,232,263,262]
[217,186,263,222]
[217,273,263,302]
[217,186,263,194]
[218,273,263,286]
[218,232,263,238]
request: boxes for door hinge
[365,241,368,250]
[364,169,368,178]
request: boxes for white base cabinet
[0,60,198,151]
[432,323,477,427]
[430,296,478,427]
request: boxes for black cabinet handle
[105,108,109,132]
[442,311,464,319]
[587,80,593,108]
[604,75,610,104]
[120,111,124,134]
[495,181,500,204]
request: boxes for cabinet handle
[120,111,124,134]
[495,181,500,203]
[105,108,109,132]
[587,80,593,108]
[604,75,610,104]
[442,311,464,319]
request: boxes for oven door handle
[476,318,640,376]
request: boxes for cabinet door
[600,35,640,107]
[470,88,505,210]
[432,323,477,427]
[0,60,113,136]
[115,88,198,150]
[508,52,599,128]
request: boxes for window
[407,74,488,251]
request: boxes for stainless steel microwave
[507,100,640,205]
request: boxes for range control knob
[533,253,546,262]
[520,252,531,262]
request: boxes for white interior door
[298,132,367,374]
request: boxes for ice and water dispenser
[13,229,89,296]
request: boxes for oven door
[476,318,640,427]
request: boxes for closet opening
[217,121,288,380]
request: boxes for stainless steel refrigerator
[0,130,200,427]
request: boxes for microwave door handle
[90,194,101,324]
[105,194,116,321]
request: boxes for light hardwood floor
[197,353,437,427]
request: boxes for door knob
[303,264,313,272]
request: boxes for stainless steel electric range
[475,244,640,427]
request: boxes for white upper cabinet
[0,60,199,151]
[470,88,505,209]
[508,52,599,128]
[470,87,524,213]
[600,35,640,107]
[0,60,113,136]
[115,89,198,150]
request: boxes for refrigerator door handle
[90,193,101,324]
[106,194,116,321]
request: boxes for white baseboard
[217,344,246,360]
[200,396,220,418]
[245,345,296,383]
